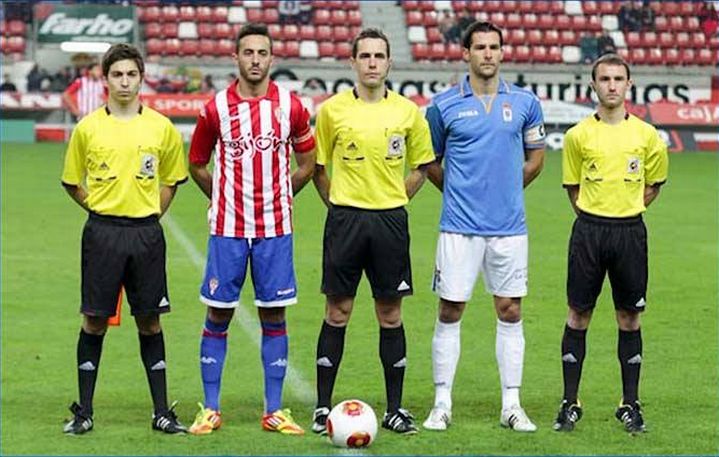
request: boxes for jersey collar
[229,79,277,101]
[352,86,389,99]
[459,74,510,97]
[593,112,630,121]
[105,104,143,115]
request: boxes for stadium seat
[657,31,673,48]
[199,39,216,57]
[709,36,719,51]
[543,29,559,46]
[507,29,526,45]
[668,17,684,32]
[408,26,427,43]
[654,16,669,32]
[490,12,506,28]
[412,43,430,60]
[283,25,299,41]
[164,38,181,56]
[522,13,538,29]
[316,25,332,41]
[679,48,695,65]
[537,14,554,30]
[178,22,198,39]
[7,20,26,36]
[263,9,279,23]
[268,23,282,39]
[180,40,199,56]
[647,47,663,65]
[347,10,362,26]
[527,29,543,46]
[246,8,262,23]
[179,6,195,21]
[582,1,598,15]
[330,10,347,25]
[434,0,452,11]
[243,1,262,8]
[426,27,442,43]
[423,11,438,26]
[617,47,629,61]
[686,17,700,30]
[406,11,423,26]
[336,42,351,58]
[514,45,531,63]
[217,39,234,56]
[403,0,419,10]
[284,41,300,58]
[161,23,178,38]
[664,48,680,66]
[602,15,618,31]
[161,5,179,22]
[561,45,581,63]
[564,0,582,15]
[144,23,162,39]
[555,14,571,30]
[145,38,164,56]
[697,48,716,66]
[215,23,233,39]
[197,23,213,39]
[610,30,625,48]
[300,25,316,40]
[197,6,213,22]
[506,12,522,29]
[518,0,533,14]
[629,48,647,65]
[559,30,577,46]
[318,41,335,58]
[333,26,350,42]
[548,45,562,63]
[315,9,331,25]
[531,45,548,63]
[679,1,695,15]
[273,40,287,58]
[502,44,514,61]
[228,6,246,23]
[143,6,160,23]
[641,32,657,48]
[429,42,446,60]
[625,32,641,48]
[447,42,462,60]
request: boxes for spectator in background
[279,0,312,24]
[699,2,719,39]
[155,78,176,93]
[639,1,655,31]
[439,10,461,44]
[579,32,599,63]
[225,72,236,88]
[618,1,641,32]
[597,29,617,55]
[62,62,105,120]
[27,64,42,92]
[302,76,327,96]
[0,73,17,92]
[457,8,474,34]
[199,74,215,94]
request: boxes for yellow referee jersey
[562,113,668,218]
[315,88,435,210]
[61,106,188,218]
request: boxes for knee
[496,298,521,323]
[135,314,162,335]
[377,308,402,328]
[325,303,351,327]
[207,307,234,325]
[616,310,640,331]
[82,316,108,335]
[438,299,463,323]
[567,307,592,330]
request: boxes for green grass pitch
[1,142,717,455]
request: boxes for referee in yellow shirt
[311,28,435,435]
[61,44,188,435]
[553,54,668,434]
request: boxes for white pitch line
[162,214,314,405]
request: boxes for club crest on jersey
[273,106,287,124]
[502,103,513,122]
[209,278,219,295]
[139,154,157,177]
[387,134,405,157]
[626,156,640,174]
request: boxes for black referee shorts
[567,211,648,313]
[322,205,412,299]
[81,212,170,317]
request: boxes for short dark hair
[236,22,273,54]
[461,21,504,49]
[102,43,144,77]
[591,53,631,81]
[351,27,391,58]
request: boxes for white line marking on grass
[163,214,314,404]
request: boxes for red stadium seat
[697,48,716,66]
[330,10,347,25]
[582,1,598,15]
[199,39,216,56]
[344,1,360,10]
[629,48,647,65]
[180,40,199,56]
[406,11,423,26]
[529,0,549,13]
[709,36,719,51]
[212,6,229,23]
[144,23,162,39]
[262,9,278,23]
[283,25,299,41]
[570,16,587,31]
[522,13,538,29]
[448,43,463,60]
[686,17,700,30]
[347,10,362,26]
[284,41,300,58]
[599,1,619,14]
[164,38,181,55]
[268,23,282,39]
[689,32,707,49]
[537,14,554,30]
[507,29,526,45]
[514,45,531,63]
[490,12,506,27]
[215,23,233,39]
[318,41,335,58]
[548,45,562,63]
[423,11,438,26]
[548,1,564,14]
[315,9,331,25]
[625,32,641,47]
[162,23,178,38]
[527,29,543,45]
[197,23,214,39]
[586,15,602,32]
[664,48,680,66]
[531,46,548,63]
[333,26,350,42]
[647,47,663,65]
[427,27,443,43]
[518,1,533,14]
[7,20,26,36]
[555,14,571,30]
[659,1,679,15]
[505,13,521,29]
[428,43,445,61]
[316,25,332,41]
[485,1,504,13]
[273,41,286,58]
[336,42,352,58]
[668,17,684,32]
[161,5,179,22]
[544,29,559,46]
[197,6,213,22]
[217,39,234,57]
[143,6,160,23]
[679,1,695,16]
[657,31,673,48]
[617,47,630,61]
[179,6,195,21]
[559,30,577,46]
[246,8,262,23]
[412,43,429,60]
[654,16,669,32]
[145,38,164,56]
[300,25,315,40]
[502,44,514,61]
[679,48,695,65]
[402,0,419,10]
[641,32,657,48]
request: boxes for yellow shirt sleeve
[314,101,334,167]
[562,127,581,186]
[406,106,435,169]
[644,127,668,186]
[61,124,87,186]
[159,123,188,187]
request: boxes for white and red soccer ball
[326,399,377,448]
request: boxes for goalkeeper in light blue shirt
[421,21,546,433]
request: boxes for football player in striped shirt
[62,62,105,120]
[187,23,316,436]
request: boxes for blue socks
[261,321,288,413]
[200,317,229,411]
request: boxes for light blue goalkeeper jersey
[426,76,545,236]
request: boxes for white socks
[496,319,525,410]
[431,319,461,410]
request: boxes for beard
[239,65,269,84]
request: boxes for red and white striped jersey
[189,80,315,239]
[65,76,105,118]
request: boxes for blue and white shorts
[200,234,297,308]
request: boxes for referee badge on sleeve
[387,134,406,158]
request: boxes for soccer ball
[326,399,377,448]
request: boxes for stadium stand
[0,19,28,62]
[404,0,718,66]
